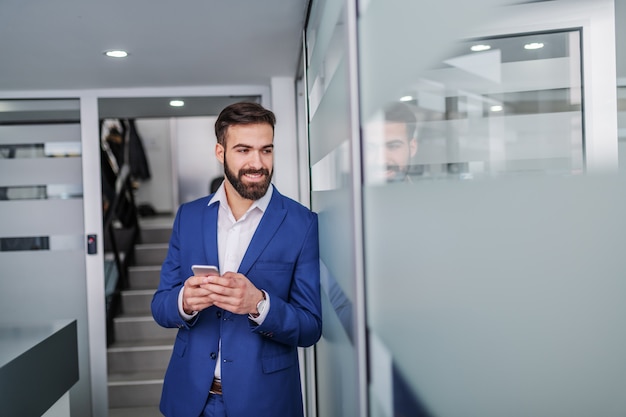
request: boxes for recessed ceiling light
[400,95,414,102]
[169,100,185,107]
[471,44,491,52]
[490,105,503,112]
[104,50,128,58]
[524,42,544,50]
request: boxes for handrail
[103,163,140,345]
[103,164,138,286]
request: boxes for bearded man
[152,102,322,417]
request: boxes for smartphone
[191,264,219,277]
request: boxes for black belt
[210,378,222,395]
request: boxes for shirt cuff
[178,286,198,321]
[249,290,270,325]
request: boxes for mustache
[239,168,270,177]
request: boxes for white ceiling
[0,0,310,92]
[0,0,623,99]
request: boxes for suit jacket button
[210,352,217,360]
[216,311,222,318]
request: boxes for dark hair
[384,102,418,140]
[214,102,276,146]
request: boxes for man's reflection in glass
[364,102,420,185]
[383,102,418,182]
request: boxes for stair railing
[103,163,140,344]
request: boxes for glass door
[0,98,93,416]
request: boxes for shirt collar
[208,181,273,215]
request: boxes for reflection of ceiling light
[104,50,128,58]
[169,100,185,107]
[471,44,491,52]
[490,105,503,112]
[400,95,414,102]
[524,42,544,50]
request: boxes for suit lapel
[203,201,220,270]
[238,189,287,275]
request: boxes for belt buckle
[209,378,222,395]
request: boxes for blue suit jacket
[151,187,322,417]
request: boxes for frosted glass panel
[306,0,345,119]
[0,123,83,201]
[0,158,83,187]
[0,98,90,416]
[306,0,361,415]
[0,199,84,236]
[315,284,358,417]
[359,0,618,416]
[309,60,351,168]
[363,175,626,417]
[0,124,82,145]
[0,250,89,409]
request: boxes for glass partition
[306,0,364,415]
[0,120,85,252]
[359,1,624,417]
[363,29,584,186]
[0,99,92,416]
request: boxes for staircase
[107,215,176,417]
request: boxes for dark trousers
[201,394,226,417]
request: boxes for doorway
[98,94,261,414]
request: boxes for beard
[224,157,273,201]
[385,163,408,182]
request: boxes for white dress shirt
[177,182,273,380]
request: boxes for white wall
[174,116,222,205]
[133,116,224,212]
[271,77,300,202]
[134,119,175,213]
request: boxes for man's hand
[182,275,215,314]
[202,272,264,315]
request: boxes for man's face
[216,123,274,200]
[384,121,417,182]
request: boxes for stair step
[109,337,176,348]
[121,289,154,315]
[139,215,174,244]
[113,315,177,343]
[134,243,169,266]
[140,227,172,245]
[128,265,161,289]
[105,227,138,254]
[108,371,165,408]
[106,215,175,412]
[138,215,175,228]
[107,340,173,373]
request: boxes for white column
[80,94,109,417]
[271,77,300,202]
